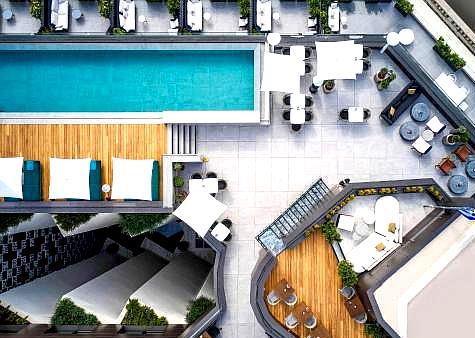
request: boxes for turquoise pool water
[0,47,255,112]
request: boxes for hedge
[121,299,168,326]
[119,213,169,236]
[0,302,29,324]
[51,299,100,325]
[185,297,215,324]
[54,214,96,233]
[337,260,358,288]
[434,37,466,70]
[0,214,33,234]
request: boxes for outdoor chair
[224,233,232,241]
[191,172,202,179]
[283,94,291,105]
[304,315,317,329]
[285,313,299,329]
[291,124,302,132]
[412,137,432,155]
[305,111,313,122]
[339,108,349,120]
[222,218,232,228]
[453,144,472,162]
[281,47,290,55]
[354,312,367,324]
[206,172,217,178]
[267,290,280,306]
[283,110,290,121]
[284,293,298,306]
[339,286,355,300]
[436,157,456,175]
[305,47,312,58]
[363,59,371,71]
[218,179,227,190]
[363,47,372,59]
[305,96,313,107]
[363,108,371,120]
[305,63,313,74]
[426,116,446,134]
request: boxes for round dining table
[466,161,475,179]
[399,121,419,141]
[411,102,430,122]
[448,175,468,195]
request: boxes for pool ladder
[167,124,197,155]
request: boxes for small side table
[102,183,111,200]
[2,9,13,21]
[72,9,82,20]
[421,129,434,142]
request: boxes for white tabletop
[399,28,414,45]
[211,222,231,241]
[290,108,305,124]
[328,4,340,32]
[290,45,305,60]
[290,93,305,109]
[337,214,355,232]
[348,106,364,122]
[435,73,468,106]
[386,32,400,46]
[189,178,218,194]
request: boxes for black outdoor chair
[218,179,227,190]
[305,111,313,122]
[206,172,217,178]
[363,59,371,71]
[363,108,371,120]
[281,47,290,55]
[305,47,312,58]
[363,46,372,59]
[224,233,232,242]
[291,124,302,132]
[339,108,349,120]
[305,63,313,74]
[305,96,313,107]
[283,94,291,106]
[191,172,202,179]
[283,110,290,121]
[222,218,233,228]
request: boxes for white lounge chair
[426,116,446,134]
[119,0,135,32]
[412,136,432,155]
[51,0,69,31]
[187,0,203,31]
[256,0,271,32]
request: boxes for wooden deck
[265,231,370,338]
[0,124,167,200]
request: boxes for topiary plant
[98,0,112,18]
[30,0,42,19]
[185,297,215,324]
[174,176,185,188]
[51,298,100,325]
[0,214,33,234]
[121,299,168,326]
[119,213,170,236]
[239,0,250,18]
[167,0,180,18]
[337,260,358,287]
[54,214,96,233]
[320,220,342,243]
[394,0,414,16]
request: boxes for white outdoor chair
[285,313,299,329]
[272,11,280,23]
[426,116,446,134]
[284,292,298,306]
[203,12,211,22]
[354,312,368,324]
[412,136,432,155]
[339,286,355,300]
[266,290,280,306]
[304,315,317,329]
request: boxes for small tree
[185,297,215,324]
[30,0,42,19]
[167,0,180,18]
[51,299,100,325]
[337,260,358,287]
[365,321,388,338]
[0,302,29,324]
[239,0,250,18]
[54,214,96,233]
[98,0,112,18]
[320,220,342,243]
[119,213,170,236]
[121,299,168,326]
[0,214,33,234]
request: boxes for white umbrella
[172,191,227,237]
[380,31,400,53]
[0,157,24,199]
[49,158,91,200]
[111,158,155,201]
[267,33,281,46]
[260,52,303,93]
[399,28,415,45]
[314,40,363,81]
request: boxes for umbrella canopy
[260,52,303,94]
[49,158,91,200]
[0,157,24,199]
[172,191,227,237]
[314,40,364,81]
[111,158,155,201]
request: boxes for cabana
[314,40,364,81]
[0,157,41,201]
[49,158,101,200]
[111,158,160,201]
[260,52,304,94]
[172,191,227,237]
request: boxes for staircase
[167,124,197,155]
[256,179,332,256]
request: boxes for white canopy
[172,191,227,237]
[314,40,364,81]
[260,52,303,94]
[111,158,154,201]
[49,158,91,200]
[0,157,24,199]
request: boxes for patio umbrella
[172,191,227,237]
[49,158,91,200]
[0,157,24,199]
[260,51,303,93]
[111,158,155,201]
[314,40,363,81]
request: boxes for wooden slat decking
[265,231,370,338]
[0,124,167,200]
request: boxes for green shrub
[434,37,466,70]
[307,0,319,18]
[111,27,127,34]
[337,260,358,287]
[167,0,180,18]
[54,214,96,233]
[119,213,169,236]
[0,214,33,234]
[174,176,184,188]
[51,299,100,325]
[365,321,388,338]
[320,220,342,243]
[173,162,185,171]
[379,70,396,90]
[239,0,250,18]
[30,0,42,19]
[121,299,168,326]
[0,302,29,324]
[37,25,53,34]
[99,0,112,18]
[394,0,413,15]
[185,297,215,324]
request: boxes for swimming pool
[0,43,259,121]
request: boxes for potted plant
[433,37,466,71]
[239,0,250,19]
[173,162,185,172]
[30,0,42,19]
[322,80,335,93]
[394,0,414,16]
[377,70,396,90]
[174,176,185,188]
[374,67,388,83]
[167,0,180,18]
[443,126,470,145]
[175,191,188,204]
[337,260,358,287]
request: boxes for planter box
[394,4,410,16]
[433,45,464,71]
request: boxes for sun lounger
[119,0,136,32]
[187,0,203,31]
[50,0,69,31]
[3,160,42,202]
[256,0,272,32]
